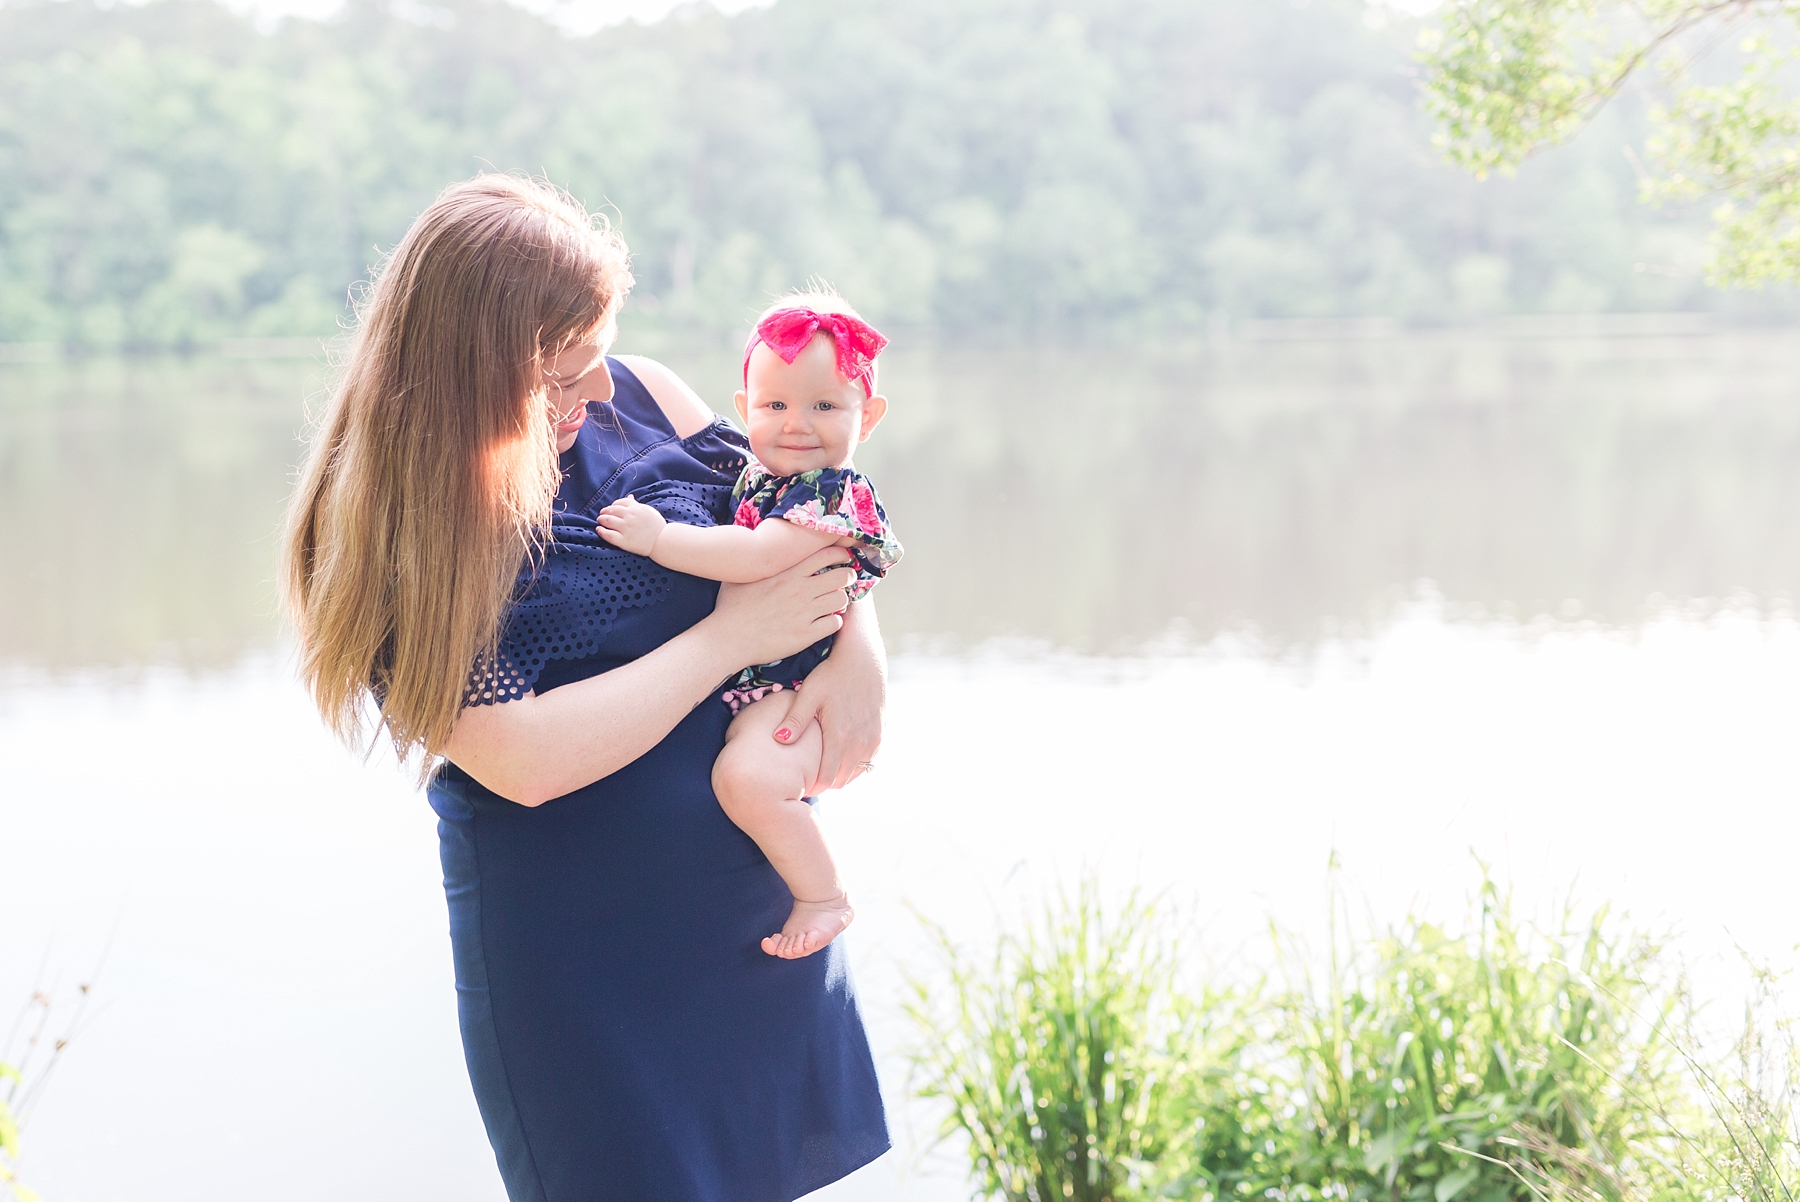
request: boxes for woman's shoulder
[611,354,715,439]
[555,356,745,516]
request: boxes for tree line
[0,0,1781,350]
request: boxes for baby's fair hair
[756,285,880,395]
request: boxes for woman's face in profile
[543,320,618,452]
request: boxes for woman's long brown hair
[280,175,633,771]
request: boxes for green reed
[1662,965,1798,1202]
[904,883,1230,1202]
[907,872,1709,1202]
[1264,876,1689,1202]
[1430,961,1799,1202]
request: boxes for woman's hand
[772,597,886,791]
[709,546,856,667]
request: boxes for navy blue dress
[427,359,889,1202]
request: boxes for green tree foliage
[1422,0,1800,284]
[0,0,1758,348]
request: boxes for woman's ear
[858,394,888,441]
[734,389,750,424]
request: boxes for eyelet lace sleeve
[462,520,676,707]
[621,478,736,531]
[462,417,752,708]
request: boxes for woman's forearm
[442,616,743,805]
[445,546,858,806]
[835,594,887,686]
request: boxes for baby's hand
[597,495,666,557]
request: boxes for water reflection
[636,329,1800,649]
[6,331,1800,672]
[863,333,1800,649]
[0,357,318,672]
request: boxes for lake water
[3,330,1799,1201]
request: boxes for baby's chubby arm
[597,495,843,582]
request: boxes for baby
[596,291,901,960]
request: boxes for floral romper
[719,459,903,714]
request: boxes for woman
[281,175,890,1201]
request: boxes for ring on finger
[857,761,876,772]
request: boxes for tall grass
[1452,961,1799,1202]
[1264,878,1688,1202]
[1691,967,1800,1202]
[904,884,1234,1201]
[906,874,1705,1202]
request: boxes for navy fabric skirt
[430,701,887,1201]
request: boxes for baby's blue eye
[817,402,834,411]
[768,401,786,410]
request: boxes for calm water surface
[9,330,1800,669]
[3,332,1798,1201]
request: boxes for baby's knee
[712,740,806,820]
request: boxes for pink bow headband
[742,308,889,399]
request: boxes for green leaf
[1435,1165,1481,1202]
[1364,1128,1405,1176]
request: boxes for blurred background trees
[0,0,1790,350]
[1422,0,1800,286]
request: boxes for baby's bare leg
[714,693,854,959]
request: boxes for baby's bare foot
[761,894,854,959]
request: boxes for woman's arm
[769,594,886,791]
[598,495,840,581]
[444,547,856,805]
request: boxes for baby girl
[596,292,902,960]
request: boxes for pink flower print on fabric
[716,456,900,715]
[787,499,832,528]
[726,458,902,603]
[741,308,889,399]
[847,480,881,536]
